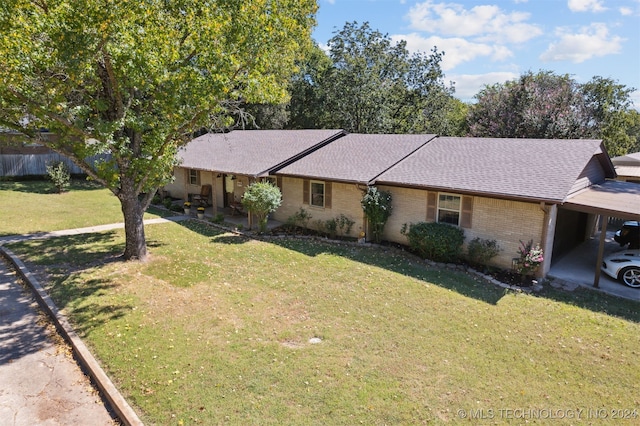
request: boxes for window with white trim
[437,193,461,226]
[310,181,325,207]
[188,169,200,185]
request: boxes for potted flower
[183,201,191,214]
[197,206,205,219]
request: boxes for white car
[601,249,640,288]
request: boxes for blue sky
[312,0,640,107]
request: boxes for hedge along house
[162,129,346,214]
[272,133,437,238]
[373,137,622,278]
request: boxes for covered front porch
[179,204,283,232]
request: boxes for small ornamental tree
[361,186,393,243]
[241,182,282,233]
[46,161,70,193]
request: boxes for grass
[5,217,640,425]
[0,179,164,236]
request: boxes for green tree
[0,0,317,260]
[286,42,333,130]
[361,186,392,243]
[46,161,70,193]
[241,181,282,233]
[581,76,640,157]
[288,22,460,134]
[468,71,590,139]
[468,71,638,155]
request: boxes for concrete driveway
[548,231,640,301]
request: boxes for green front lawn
[6,218,640,425]
[0,180,163,236]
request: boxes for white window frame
[437,193,461,226]
[188,169,200,185]
[310,180,325,208]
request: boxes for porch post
[593,214,608,288]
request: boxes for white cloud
[619,6,633,15]
[450,72,520,101]
[567,0,606,12]
[407,1,542,43]
[392,33,513,70]
[540,23,624,63]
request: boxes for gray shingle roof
[178,129,345,177]
[375,137,607,202]
[276,133,437,183]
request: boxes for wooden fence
[0,146,108,177]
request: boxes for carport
[560,180,640,288]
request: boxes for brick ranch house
[164,130,640,279]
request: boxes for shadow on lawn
[0,179,103,194]
[538,285,640,324]
[266,237,507,305]
[177,219,252,246]
[7,232,133,335]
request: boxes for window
[311,181,325,207]
[437,194,461,225]
[303,179,331,208]
[188,169,200,185]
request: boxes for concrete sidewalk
[0,257,118,425]
[0,216,187,245]
[0,218,186,426]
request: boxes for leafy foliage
[336,214,355,236]
[46,161,70,193]
[285,207,313,231]
[361,186,392,243]
[241,181,282,233]
[401,221,465,263]
[466,237,501,268]
[0,0,317,259]
[287,22,463,134]
[468,71,639,156]
[515,240,544,277]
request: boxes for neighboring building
[611,152,640,183]
[167,131,640,278]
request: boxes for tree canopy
[287,22,464,135]
[468,71,639,156]
[0,0,317,260]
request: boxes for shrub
[46,161,70,193]
[286,208,312,231]
[466,237,501,268]
[336,214,355,236]
[400,221,465,263]
[163,198,173,209]
[361,186,393,243]
[212,213,225,224]
[151,194,162,204]
[241,181,282,233]
[324,218,338,238]
[515,240,544,277]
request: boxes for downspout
[539,202,556,277]
[356,183,369,241]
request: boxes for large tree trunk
[119,187,148,261]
